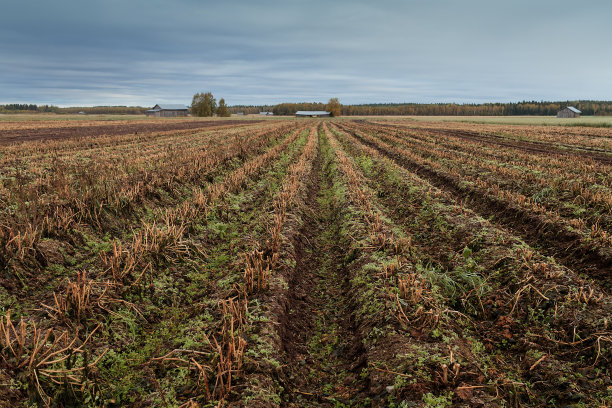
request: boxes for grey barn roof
[295,111,331,115]
[152,104,189,111]
[566,106,582,114]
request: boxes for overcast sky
[0,0,610,106]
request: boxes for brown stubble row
[0,118,147,132]
[247,123,317,290]
[348,121,612,243]
[0,122,292,268]
[334,121,611,329]
[326,125,498,400]
[121,124,309,405]
[100,124,308,404]
[0,118,173,132]
[100,126,305,288]
[0,119,262,145]
[363,121,612,210]
[326,124,440,328]
[0,121,256,160]
[242,125,318,294]
[201,123,317,403]
[326,124,532,402]
[334,121,611,321]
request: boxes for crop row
[235,124,320,404]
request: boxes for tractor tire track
[279,128,369,407]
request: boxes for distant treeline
[230,100,612,116]
[229,105,274,115]
[0,104,57,113]
[341,101,612,116]
[60,106,148,114]
[229,103,326,115]
[5,100,612,116]
[0,105,148,114]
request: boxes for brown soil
[0,120,260,145]
[278,133,369,406]
[339,123,612,290]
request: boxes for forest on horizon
[2,100,612,116]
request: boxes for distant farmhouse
[259,111,274,116]
[146,104,189,117]
[295,111,331,117]
[557,106,581,118]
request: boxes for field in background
[0,113,263,122]
[407,114,612,127]
[5,113,612,127]
[0,117,610,407]
[0,113,151,122]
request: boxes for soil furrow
[280,129,368,406]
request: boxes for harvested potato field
[0,118,611,407]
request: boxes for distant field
[0,113,264,122]
[0,117,261,144]
[0,113,151,122]
[3,113,612,127]
[407,115,612,127]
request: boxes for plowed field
[1,118,610,407]
[0,119,260,145]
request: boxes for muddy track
[364,121,612,165]
[279,130,369,406]
[337,123,612,290]
[0,120,261,144]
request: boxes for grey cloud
[0,0,610,106]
